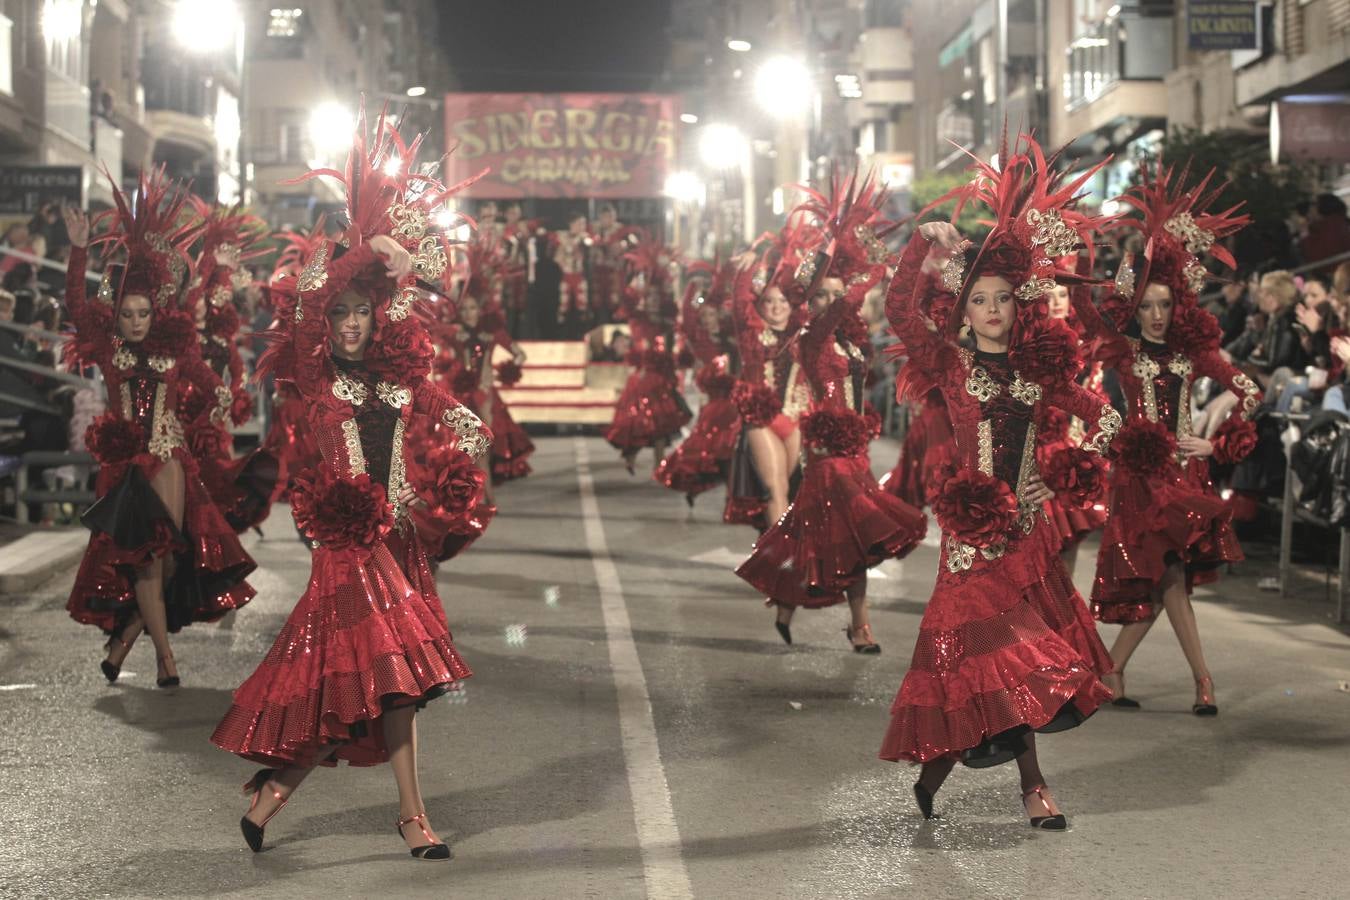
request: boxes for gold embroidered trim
[1114,260,1136,299]
[147,356,174,374]
[1015,277,1057,304]
[332,374,368,406]
[1233,373,1260,420]
[1014,420,1039,529]
[1184,260,1208,294]
[112,346,136,370]
[794,252,818,287]
[940,253,966,293]
[376,382,413,409]
[782,362,811,421]
[1164,212,1215,255]
[854,224,888,264]
[388,416,408,521]
[1132,350,1162,422]
[1026,208,1079,258]
[97,271,115,306]
[965,366,1001,403]
[388,203,429,242]
[341,418,366,476]
[944,536,976,573]
[119,383,132,419]
[387,286,418,322]
[210,385,232,425]
[1083,404,1122,454]
[977,419,994,475]
[146,383,185,460]
[412,236,448,281]
[298,242,330,294]
[210,285,232,308]
[442,405,489,459]
[1009,376,1042,406]
[758,327,778,348]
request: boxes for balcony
[1061,11,1170,146]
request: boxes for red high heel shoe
[396,812,451,861]
[239,769,289,852]
[844,623,881,655]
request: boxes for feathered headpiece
[189,198,270,302]
[453,231,508,308]
[1104,163,1249,345]
[789,167,898,303]
[93,165,201,311]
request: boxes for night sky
[438,0,674,93]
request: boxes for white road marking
[574,438,693,899]
[0,683,37,691]
[688,546,747,568]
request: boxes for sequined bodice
[1138,339,1184,433]
[125,372,160,442]
[974,352,1033,489]
[200,332,230,379]
[332,357,399,486]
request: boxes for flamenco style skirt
[604,369,691,453]
[883,399,953,508]
[67,452,256,634]
[489,389,534,485]
[736,452,926,608]
[655,395,741,498]
[722,428,768,529]
[211,528,471,768]
[1091,460,1241,624]
[1037,439,1108,551]
[262,388,320,504]
[880,517,1113,766]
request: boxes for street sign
[1187,0,1258,50]
[0,166,84,216]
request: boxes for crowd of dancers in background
[59,102,1264,858]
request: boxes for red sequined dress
[604,291,690,453]
[447,320,534,484]
[735,294,926,607]
[655,291,740,498]
[1035,362,1110,549]
[879,234,1117,765]
[65,246,256,635]
[1074,293,1261,623]
[211,242,490,768]
[883,390,954,507]
[722,271,810,528]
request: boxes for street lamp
[172,0,240,53]
[754,56,813,118]
[310,102,355,160]
[664,171,706,205]
[727,39,752,52]
[698,124,748,170]
[406,86,427,98]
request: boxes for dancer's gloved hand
[62,205,89,248]
[1178,435,1214,458]
[369,234,413,280]
[1022,475,1055,506]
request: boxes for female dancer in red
[210,112,491,860]
[445,237,533,485]
[1072,166,1261,713]
[62,172,256,689]
[655,262,741,504]
[723,230,812,531]
[604,232,690,474]
[879,139,1119,829]
[737,175,926,651]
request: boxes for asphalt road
[2,435,1347,899]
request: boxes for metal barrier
[1270,410,1348,624]
[8,451,96,524]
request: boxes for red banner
[443,93,680,199]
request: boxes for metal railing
[5,451,96,524]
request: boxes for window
[267,7,303,38]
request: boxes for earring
[959,324,972,340]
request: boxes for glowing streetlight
[699,124,748,170]
[680,113,700,125]
[754,56,813,118]
[41,0,83,42]
[664,171,706,205]
[727,39,752,52]
[406,85,427,98]
[309,102,354,157]
[173,0,241,53]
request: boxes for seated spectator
[592,329,632,363]
[1222,270,1308,385]
[1205,274,1254,346]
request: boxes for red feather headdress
[788,167,898,303]
[93,165,201,312]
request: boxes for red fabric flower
[230,387,253,426]
[695,368,736,397]
[974,237,1032,281]
[207,301,239,338]
[86,414,144,465]
[1038,406,1070,444]
[140,309,195,357]
[732,381,781,427]
[1101,291,1135,331]
[801,408,872,457]
[495,359,523,386]
[1167,304,1222,352]
[932,469,1019,548]
[411,444,486,517]
[643,349,675,379]
[862,403,883,440]
[367,320,434,385]
[1011,317,1080,386]
[924,449,958,507]
[1211,416,1258,465]
[188,422,230,461]
[1043,446,1107,508]
[290,469,393,552]
[1113,418,1177,477]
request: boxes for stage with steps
[498,340,627,425]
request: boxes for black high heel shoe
[100,624,138,683]
[396,812,451,860]
[156,654,180,689]
[913,782,936,820]
[1104,671,1141,709]
[1022,784,1067,831]
[240,768,288,852]
[1192,676,1218,716]
[844,624,881,654]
